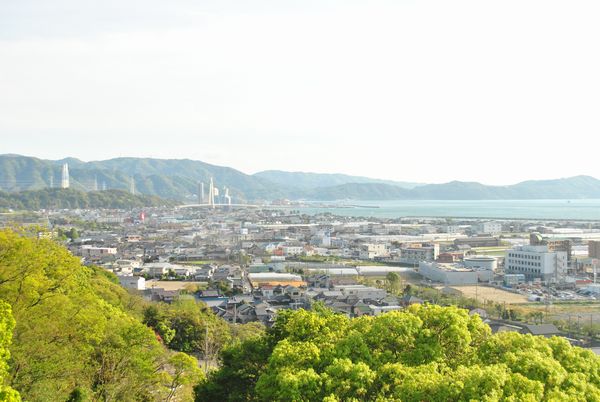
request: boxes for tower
[224,187,232,206]
[49,172,54,189]
[198,182,205,204]
[61,163,70,189]
[93,176,99,191]
[208,178,215,208]
[130,176,136,195]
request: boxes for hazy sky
[1,0,599,184]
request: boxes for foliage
[0,188,172,210]
[198,305,600,401]
[143,300,231,361]
[0,229,200,401]
[0,301,20,401]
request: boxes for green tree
[0,301,20,401]
[0,229,200,401]
[385,272,401,294]
[199,304,600,401]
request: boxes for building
[463,256,497,271]
[504,274,526,287]
[474,221,502,235]
[143,262,187,278]
[589,240,600,259]
[531,233,572,261]
[418,261,482,285]
[454,237,501,248]
[118,275,146,290]
[281,245,304,256]
[400,243,439,265]
[505,245,567,282]
[359,243,388,260]
[332,285,387,301]
[79,245,117,257]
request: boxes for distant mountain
[2,154,600,202]
[0,155,284,201]
[296,183,413,200]
[308,176,600,200]
[254,170,422,190]
[0,188,173,210]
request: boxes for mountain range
[1,154,600,202]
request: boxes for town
[11,202,600,350]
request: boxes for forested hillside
[5,154,600,202]
[0,188,173,210]
[197,306,600,401]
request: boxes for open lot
[437,285,529,304]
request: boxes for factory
[418,260,494,285]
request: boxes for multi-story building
[400,243,439,265]
[505,245,567,282]
[530,232,573,262]
[473,221,502,235]
[589,240,600,259]
[359,243,388,260]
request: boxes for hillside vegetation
[0,229,201,401]
[5,154,600,201]
[197,306,600,401]
[0,188,173,210]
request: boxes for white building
[281,245,304,256]
[474,221,502,235]
[359,243,388,260]
[505,245,567,282]
[333,285,387,300]
[418,261,484,285]
[79,245,117,257]
[400,244,439,265]
[118,275,146,290]
[463,256,497,271]
[143,262,188,278]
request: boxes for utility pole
[204,324,209,374]
[234,302,237,324]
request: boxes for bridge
[178,203,264,209]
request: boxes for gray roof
[522,324,560,336]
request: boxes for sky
[1,0,599,185]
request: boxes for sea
[298,199,600,221]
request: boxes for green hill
[0,188,173,210]
[0,154,282,202]
[3,154,600,201]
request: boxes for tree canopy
[0,188,172,211]
[0,229,200,401]
[197,305,600,401]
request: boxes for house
[401,294,423,307]
[520,324,561,338]
[118,275,145,290]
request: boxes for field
[470,246,510,257]
[437,285,529,304]
[523,302,600,322]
